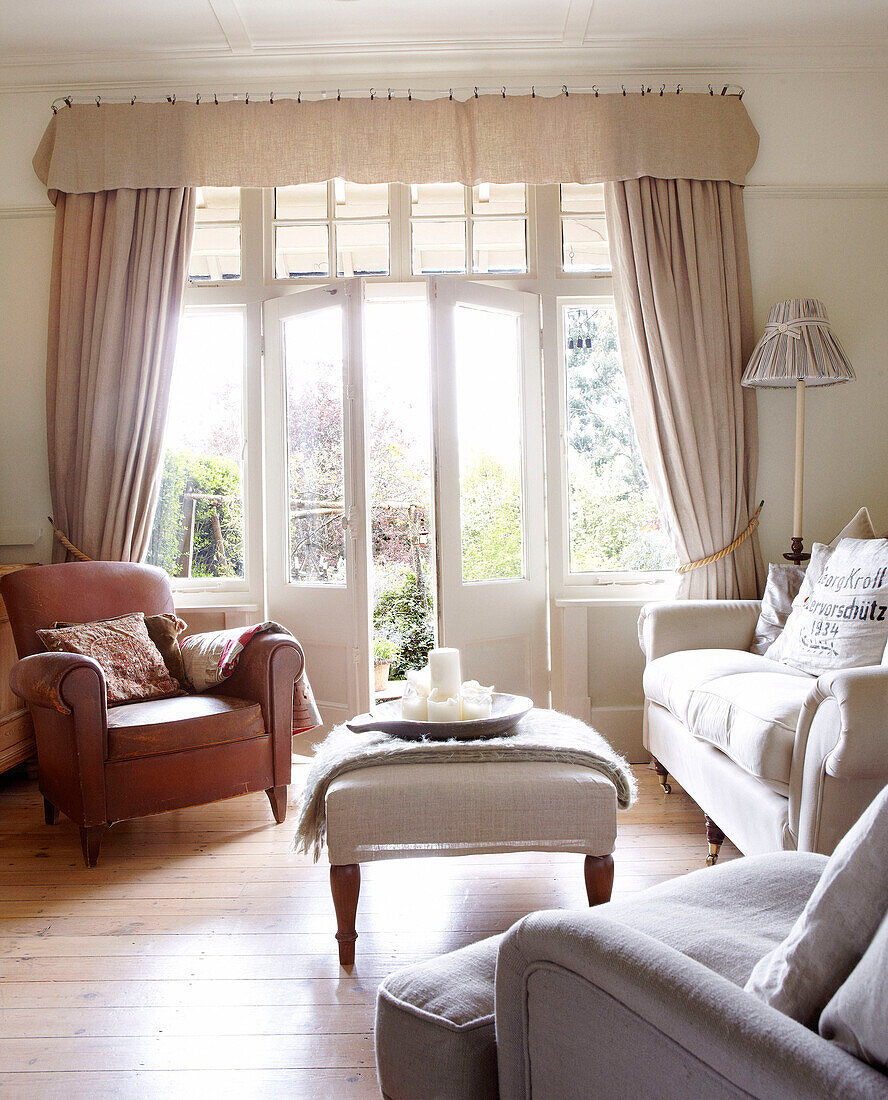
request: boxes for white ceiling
[1,0,886,88]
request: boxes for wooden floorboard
[0,760,738,1097]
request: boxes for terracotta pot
[374,661,391,692]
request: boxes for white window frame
[171,183,672,608]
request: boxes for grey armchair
[375,852,888,1099]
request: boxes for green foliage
[373,571,434,680]
[373,635,400,663]
[147,449,243,578]
[460,453,523,582]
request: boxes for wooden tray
[345,693,533,741]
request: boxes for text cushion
[106,694,264,762]
[645,650,813,791]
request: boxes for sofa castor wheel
[662,781,672,795]
[706,851,719,866]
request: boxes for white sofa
[639,599,888,860]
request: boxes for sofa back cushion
[745,784,888,1029]
[750,563,806,655]
[765,539,888,676]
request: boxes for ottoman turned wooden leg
[584,854,614,906]
[331,863,361,966]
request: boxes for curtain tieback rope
[48,517,93,562]
[676,501,764,574]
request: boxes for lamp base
[783,537,811,565]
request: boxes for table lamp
[741,298,854,563]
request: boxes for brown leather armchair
[1,561,305,867]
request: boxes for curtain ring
[562,84,569,96]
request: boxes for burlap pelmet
[33,93,759,197]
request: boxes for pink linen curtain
[46,187,195,562]
[604,177,764,598]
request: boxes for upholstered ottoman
[325,760,618,964]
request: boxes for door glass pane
[563,305,676,572]
[562,216,610,273]
[334,180,389,218]
[275,224,329,278]
[472,219,527,274]
[284,307,346,585]
[365,299,436,683]
[412,220,467,275]
[411,183,465,217]
[147,311,245,579]
[335,222,390,276]
[472,183,525,215]
[454,305,524,582]
[275,183,328,220]
[189,225,241,281]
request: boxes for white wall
[1,65,886,758]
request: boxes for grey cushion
[820,910,888,1070]
[747,784,888,1028]
[376,934,502,1100]
[750,562,806,655]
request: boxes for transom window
[410,183,528,276]
[188,187,242,283]
[560,184,610,274]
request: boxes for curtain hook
[562,84,569,96]
[214,92,218,105]
[166,94,175,105]
[640,84,645,96]
[501,86,506,98]
[449,88,453,100]
[369,88,375,100]
[592,85,599,97]
[388,88,393,100]
[297,91,302,103]
[337,89,341,101]
[676,84,682,94]
[708,83,714,95]
[245,91,250,104]
[473,86,479,98]
[621,85,626,96]
[131,95,137,106]
[95,95,102,107]
[408,88,413,101]
[195,93,200,105]
[65,96,73,108]
[51,103,58,114]
[659,84,666,96]
[269,91,274,104]
[738,88,744,100]
[721,85,728,95]
[531,85,535,98]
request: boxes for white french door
[263,281,372,727]
[429,279,548,704]
[263,278,548,725]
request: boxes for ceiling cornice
[1,39,886,94]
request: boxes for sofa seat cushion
[644,649,814,792]
[106,694,265,762]
[376,935,502,1100]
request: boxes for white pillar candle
[401,692,428,721]
[460,698,492,720]
[427,690,461,723]
[428,648,462,699]
[406,666,432,698]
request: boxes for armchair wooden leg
[331,863,361,967]
[43,798,60,825]
[79,825,106,868]
[584,854,615,906]
[705,816,725,866]
[652,757,671,794]
[265,785,288,824]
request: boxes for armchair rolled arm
[495,910,873,1100]
[9,651,106,716]
[638,600,761,662]
[790,665,888,854]
[221,633,305,707]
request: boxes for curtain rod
[51,82,745,113]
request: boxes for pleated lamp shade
[741,298,855,388]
